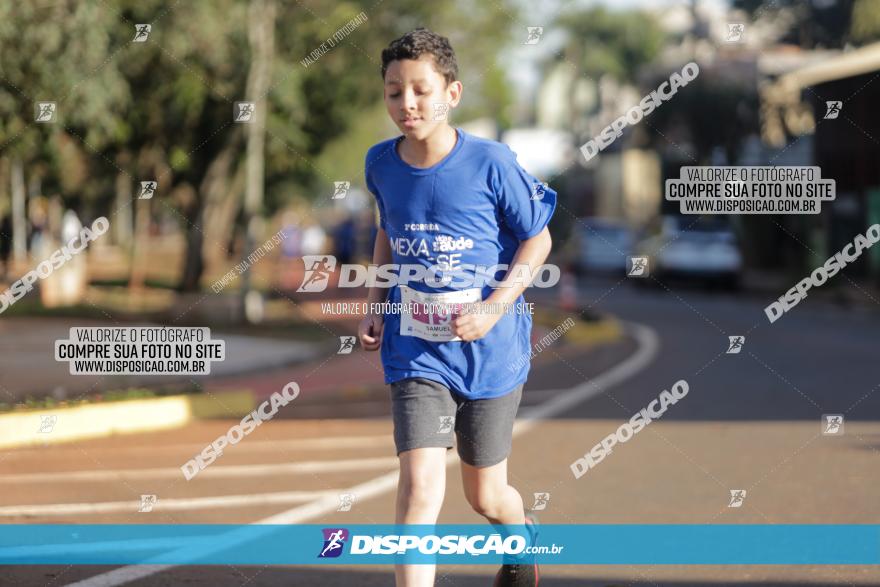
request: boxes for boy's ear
[446,80,463,108]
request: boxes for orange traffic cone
[560,268,577,312]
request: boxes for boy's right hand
[358,313,384,351]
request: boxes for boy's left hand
[451,302,503,342]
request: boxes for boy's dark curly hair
[381,27,458,86]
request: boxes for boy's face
[383,55,462,140]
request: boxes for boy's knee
[399,478,443,510]
[465,489,503,519]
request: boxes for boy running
[357,28,556,587]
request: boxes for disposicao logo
[318,528,349,558]
[298,255,337,292]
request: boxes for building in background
[761,41,880,282]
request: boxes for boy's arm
[452,226,553,341]
[484,226,552,307]
[359,227,392,351]
[367,227,392,307]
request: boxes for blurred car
[575,218,634,275]
[633,215,743,288]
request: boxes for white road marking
[0,489,342,517]
[516,324,659,429]
[0,538,204,559]
[0,457,398,484]
[64,322,658,587]
[1,435,391,458]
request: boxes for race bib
[399,285,482,342]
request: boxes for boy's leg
[456,384,540,585]
[390,377,458,587]
[460,458,526,525]
[395,448,447,587]
[455,382,526,523]
[396,447,447,524]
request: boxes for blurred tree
[0,2,128,262]
[475,63,514,132]
[1,0,517,294]
[554,7,666,138]
[557,7,666,83]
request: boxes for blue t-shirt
[364,128,557,400]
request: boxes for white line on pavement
[0,489,342,517]
[64,322,658,587]
[0,435,392,458]
[0,457,399,484]
[0,538,202,559]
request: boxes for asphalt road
[2,277,879,586]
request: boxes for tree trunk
[114,170,133,248]
[129,194,150,292]
[203,160,245,263]
[179,205,205,292]
[240,0,276,309]
[178,135,242,292]
[177,0,275,295]
[10,157,27,263]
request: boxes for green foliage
[1,0,516,201]
[556,7,665,83]
[0,2,130,154]
[0,0,517,288]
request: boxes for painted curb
[0,391,254,450]
[0,313,620,451]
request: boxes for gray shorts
[390,377,524,468]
